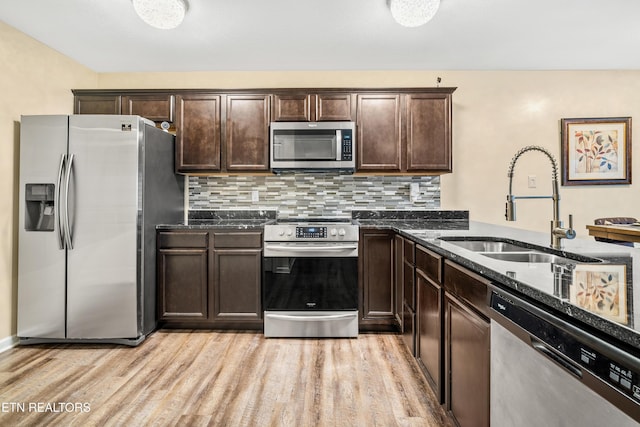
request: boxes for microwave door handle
[336,130,342,160]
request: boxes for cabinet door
[157,248,209,321]
[122,94,175,123]
[359,229,395,328]
[406,93,452,172]
[403,238,415,310]
[356,94,402,171]
[316,93,353,121]
[175,94,221,172]
[394,235,404,328]
[213,249,262,321]
[272,94,312,121]
[226,94,270,171]
[445,293,490,427]
[74,95,121,114]
[417,270,443,403]
[157,232,211,322]
[402,301,415,355]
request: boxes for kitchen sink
[439,239,532,253]
[481,252,576,264]
[437,236,603,264]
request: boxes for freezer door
[66,115,141,339]
[17,115,68,338]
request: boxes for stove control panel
[264,223,359,242]
[296,226,327,238]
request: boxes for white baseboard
[0,335,18,354]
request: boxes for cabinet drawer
[444,260,490,319]
[213,232,262,248]
[416,245,442,283]
[158,231,209,249]
[403,239,415,264]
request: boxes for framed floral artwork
[570,264,629,325]
[560,117,632,185]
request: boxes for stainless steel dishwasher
[489,287,640,426]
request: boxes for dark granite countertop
[387,220,639,353]
[157,209,276,230]
[157,219,274,230]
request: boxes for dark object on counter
[594,217,637,246]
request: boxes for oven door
[263,242,358,337]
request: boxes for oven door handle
[265,244,358,252]
[266,313,357,321]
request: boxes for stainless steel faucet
[505,145,576,249]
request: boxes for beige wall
[0,22,97,342]
[3,22,639,344]
[101,70,640,236]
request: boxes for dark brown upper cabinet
[74,95,121,115]
[225,94,270,171]
[317,93,353,121]
[122,94,175,123]
[272,94,313,121]
[357,94,402,171]
[272,93,353,122]
[73,87,455,175]
[175,94,221,172]
[406,93,452,172]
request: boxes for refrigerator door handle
[64,153,74,250]
[55,154,66,249]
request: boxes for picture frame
[560,117,632,185]
[570,263,629,325]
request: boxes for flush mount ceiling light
[132,0,188,30]
[389,0,440,28]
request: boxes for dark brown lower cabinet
[402,261,416,353]
[444,260,490,427]
[157,231,212,322]
[402,302,415,353]
[157,229,262,329]
[417,269,443,402]
[359,228,395,330]
[394,235,404,328]
[212,232,262,324]
[402,239,416,354]
[416,245,444,402]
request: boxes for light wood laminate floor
[0,330,453,426]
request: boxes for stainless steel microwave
[269,121,355,173]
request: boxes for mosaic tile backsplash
[189,174,440,217]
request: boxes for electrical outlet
[527,175,537,188]
[251,190,259,202]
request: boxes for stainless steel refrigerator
[17,115,184,346]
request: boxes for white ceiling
[1,0,639,73]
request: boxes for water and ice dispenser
[24,183,55,232]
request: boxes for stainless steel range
[262,218,359,338]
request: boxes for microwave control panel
[341,130,353,161]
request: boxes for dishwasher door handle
[532,338,582,379]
